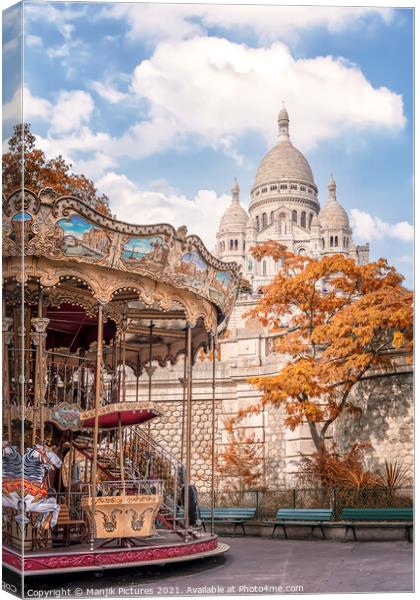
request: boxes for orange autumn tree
[2,123,111,215]
[214,424,264,492]
[235,241,413,454]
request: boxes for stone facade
[334,369,413,481]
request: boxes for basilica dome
[319,177,350,229]
[253,108,315,188]
[254,140,315,188]
[219,178,248,232]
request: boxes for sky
[2,1,414,286]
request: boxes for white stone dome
[219,202,248,231]
[218,178,248,232]
[253,107,315,188]
[254,141,315,187]
[319,177,350,229]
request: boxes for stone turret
[216,178,248,270]
[319,176,353,256]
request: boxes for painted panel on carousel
[56,214,112,259]
[46,402,82,432]
[177,249,208,290]
[209,269,233,303]
[121,235,169,268]
[10,211,34,244]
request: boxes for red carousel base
[3,534,228,576]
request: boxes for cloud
[72,152,117,180]
[96,171,233,248]
[100,4,394,45]
[25,3,89,78]
[4,87,95,134]
[128,37,405,153]
[350,209,413,242]
[90,80,129,104]
[26,32,405,179]
[3,87,52,123]
[50,90,95,133]
[36,127,113,166]
[25,34,43,48]
[99,4,202,44]
[24,3,87,41]
[3,38,18,54]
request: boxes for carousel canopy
[3,187,241,371]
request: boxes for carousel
[2,187,240,576]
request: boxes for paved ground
[12,538,414,597]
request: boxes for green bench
[270,508,333,539]
[341,508,413,542]
[200,507,256,535]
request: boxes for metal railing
[197,487,414,520]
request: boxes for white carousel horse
[2,442,63,529]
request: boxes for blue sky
[2,1,414,286]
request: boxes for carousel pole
[179,328,188,464]
[90,302,104,551]
[67,432,74,508]
[31,291,49,443]
[183,324,193,541]
[119,314,128,496]
[145,321,156,478]
[135,352,140,402]
[210,333,217,536]
[2,305,13,441]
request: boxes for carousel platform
[2,532,228,576]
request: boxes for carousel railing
[3,480,166,551]
[124,426,185,530]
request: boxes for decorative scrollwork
[95,508,123,533]
[3,187,240,328]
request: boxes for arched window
[275,258,284,271]
[301,211,306,228]
[262,260,267,276]
[230,239,234,250]
[236,239,239,250]
[279,212,286,235]
[270,211,274,223]
[262,213,268,228]
[256,216,260,231]
[219,242,223,253]
[243,240,246,251]
[309,213,313,228]
[322,238,325,249]
[292,210,297,223]
[335,236,338,247]
[330,236,334,247]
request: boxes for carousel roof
[3,187,241,372]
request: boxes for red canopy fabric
[80,402,161,429]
